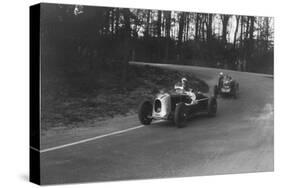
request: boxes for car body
[214,75,239,98]
[138,89,217,128]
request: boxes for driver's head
[219,72,224,77]
[181,77,187,86]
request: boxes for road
[40,63,274,185]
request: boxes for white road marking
[30,146,40,152]
[33,125,145,153]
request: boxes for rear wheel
[138,100,153,125]
[207,97,217,117]
[174,103,189,128]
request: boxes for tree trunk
[198,15,202,40]
[233,16,240,48]
[207,14,213,41]
[195,13,200,40]
[201,14,207,42]
[164,11,171,60]
[115,8,119,35]
[249,16,255,40]
[248,16,255,59]
[178,12,185,44]
[221,15,230,44]
[157,10,162,38]
[245,16,250,39]
[177,12,186,59]
[144,10,151,37]
[240,16,244,48]
[264,17,269,50]
[122,8,131,83]
[165,11,171,38]
[110,9,114,35]
[184,13,190,41]
[104,9,111,35]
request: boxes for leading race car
[214,73,239,99]
[138,81,217,128]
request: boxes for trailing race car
[138,84,217,128]
[214,74,239,98]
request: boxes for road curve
[40,63,273,185]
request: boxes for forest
[41,3,274,78]
[40,3,274,129]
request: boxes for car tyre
[138,100,153,125]
[174,102,189,128]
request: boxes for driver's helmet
[181,77,187,87]
[219,72,224,77]
[181,77,187,83]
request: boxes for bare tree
[240,16,244,48]
[221,15,230,44]
[195,13,200,40]
[157,10,162,38]
[114,8,120,35]
[233,15,240,48]
[206,14,213,41]
[165,11,171,38]
[184,13,190,41]
[144,10,151,37]
[178,12,186,44]
[164,11,172,60]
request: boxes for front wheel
[207,97,217,117]
[138,100,153,125]
[174,103,190,128]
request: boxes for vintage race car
[138,88,217,128]
[214,76,239,98]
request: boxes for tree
[240,16,244,48]
[184,13,190,41]
[120,8,131,82]
[206,14,213,41]
[245,16,250,39]
[157,10,162,38]
[164,11,171,60]
[249,16,255,40]
[233,16,240,48]
[178,12,186,44]
[164,11,171,38]
[201,14,207,41]
[115,8,120,35]
[195,13,200,40]
[144,10,151,37]
[221,15,230,44]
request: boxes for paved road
[40,63,274,185]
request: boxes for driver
[181,77,197,104]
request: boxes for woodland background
[40,3,274,129]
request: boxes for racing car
[214,74,239,98]
[138,85,217,128]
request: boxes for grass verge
[41,65,209,131]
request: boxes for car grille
[154,99,161,113]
